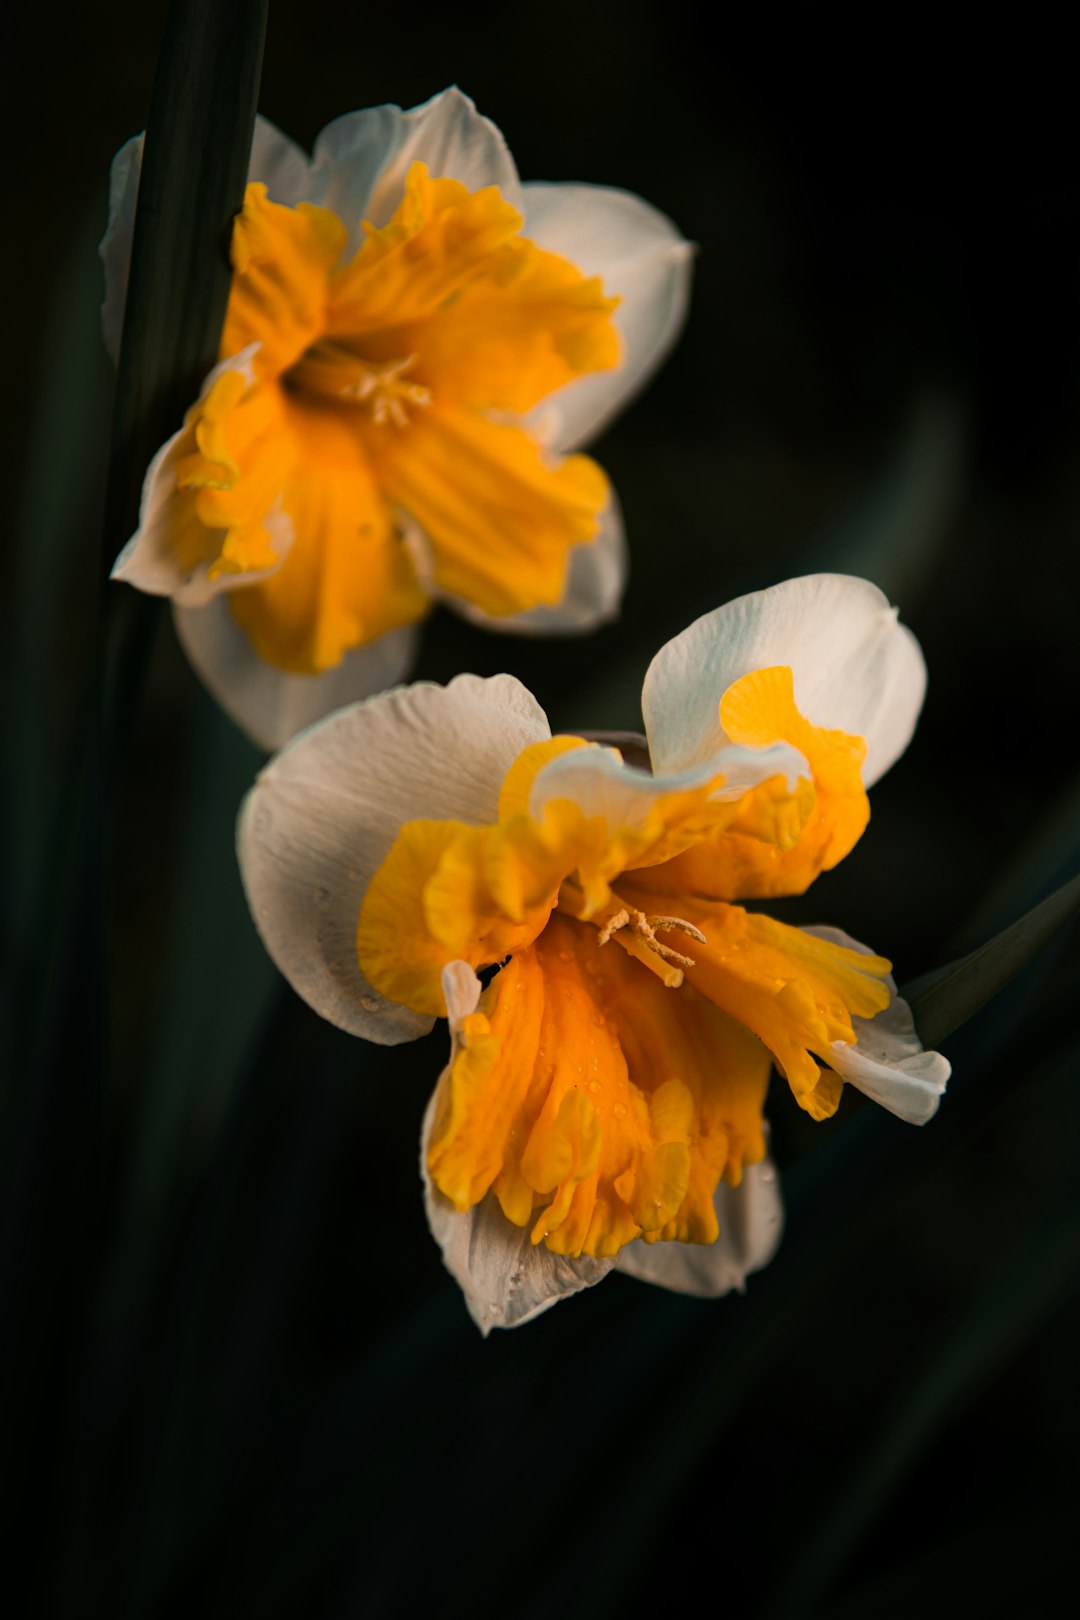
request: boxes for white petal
[109,347,286,607]
[804,925,951,1124]
[436,489,627,637]
[420,988,613,1336]
[99,117,314,368]
[311,87,522,253]
[173,597,421,751]
[424,1187,614,1335]
[642,574,927,790]
[247,114,313,205]
[522,182,694,453]
[615,1153,784,1297]
[100,133,143,365]
[236,675,551,1043]
[529,736,808,832]
[441,958,483,1027]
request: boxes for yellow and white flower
[238,574,949,1331]
[102,88,692,747]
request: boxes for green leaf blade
[104,0,269,563]
[905,870,1080,1049]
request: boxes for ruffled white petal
[421,964,614,1334]
[100,117,316,368]
[434,489,627,637]
[521,182,694,453]
[173,598,420,751]
[110,346,288,606]
[642,574,927,790]
[100,134,143,366]
[528,736,808,833]
[311,86,522,253]
[615,1153,784,1296]
[805,925,950,1124]
[236,675,551,1043]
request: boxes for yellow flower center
[286,342,432,426]
[166,164,622,674]
[357,669,889,1258]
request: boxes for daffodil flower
[238,575,949,1331]
[101,87,692,747]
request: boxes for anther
[596,905,706,971]
[343,354,431,426]
[289,342,431,426]
[646,916,706,945]
[596,908,630,948]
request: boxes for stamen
[342,354,432,426]
[288,342,431,426]
[555,878,707,986]
[595,902,705,975]
[596,908,631,948]
[646,916,707,946]
[645,938,695,970]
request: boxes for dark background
[3,5,1079,1616]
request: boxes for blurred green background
[2,4,1079,1616]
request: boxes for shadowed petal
[423,1180,614,1335]
[311,87,522,251]
[236,676,551,1042]
[248,114,314,206]
[806,925,951,1123]
[173,599,419,751]
[420,963,613,1334]
[522,181,694,452]
[615,1153,784,1297]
